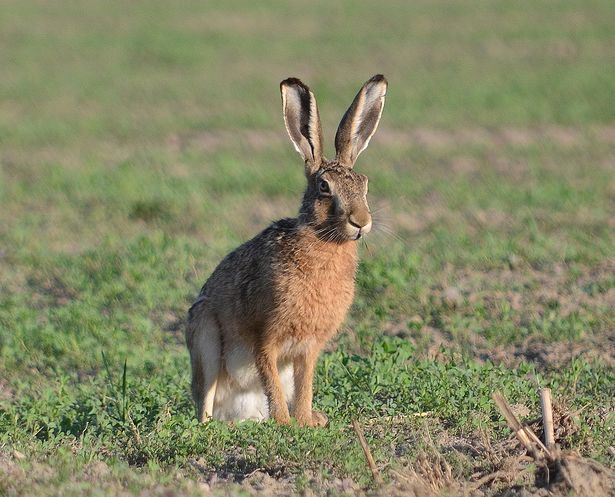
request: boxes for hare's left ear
[335,75,388,168]
[280,78,324,175]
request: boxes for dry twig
[492,391,556,463]
[352,420,383,484]
[492,392,536,455]
[540,388,555,449]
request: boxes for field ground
[1,1,614,495]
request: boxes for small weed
[101,352,129,426]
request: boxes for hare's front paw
[272,411,291,425]
[310,410,328,427]
[269,399,291,424]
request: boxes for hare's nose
[349,211,372,232]
[348,216,363,229]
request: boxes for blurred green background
[1,1,614,495]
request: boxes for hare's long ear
[335,75,388,168]
[280,78,324,175]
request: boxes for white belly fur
[213,342,295,421]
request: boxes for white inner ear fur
[308,93,320,160]
[352,81,386,158]
[349,90,365,155]
[281,86,313,162]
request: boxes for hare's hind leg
[187,308,221,422]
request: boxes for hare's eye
[318,179,330,195]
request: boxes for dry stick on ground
[492,392,538,457]
[352,420,383,485]
[494,390,615,494]
[538,388,574,487]
[540,388,555,450]
[492,392,555,463]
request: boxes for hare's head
[280,75,387,242]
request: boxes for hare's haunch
[186,75,388,426]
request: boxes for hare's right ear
[335,75,388,168]
[280,78,323,175]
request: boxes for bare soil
[385,260,615,369]
[167,125,615,154]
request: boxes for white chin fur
[345,225,361,240]
[345,221,371,240]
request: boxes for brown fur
[186,75,388,426]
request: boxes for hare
[186,75,388,426]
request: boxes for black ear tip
[368,74,387,85]
[280,77,310,92]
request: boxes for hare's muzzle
[348,208,372,240]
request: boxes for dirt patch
[361,403,615,497]
[489,391,615,497]
[0,453,26,492]
[391,316,615,370]
[189,458,363,497]
[0,451,217,497]
[593,126,615,143]
[0,379,15,402]
[28,274,79,308]
[384,261,615,368]
[541,455,615,497]
[374,126,615,150]
[168,126,615,155]
[492,454,615,497]
[167,129,285,154]
[486,336,615,369]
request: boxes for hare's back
[197,218,299,315]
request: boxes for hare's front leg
[255,345,291,424]
[293,348,327,427]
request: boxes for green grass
[1,0,614,495]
